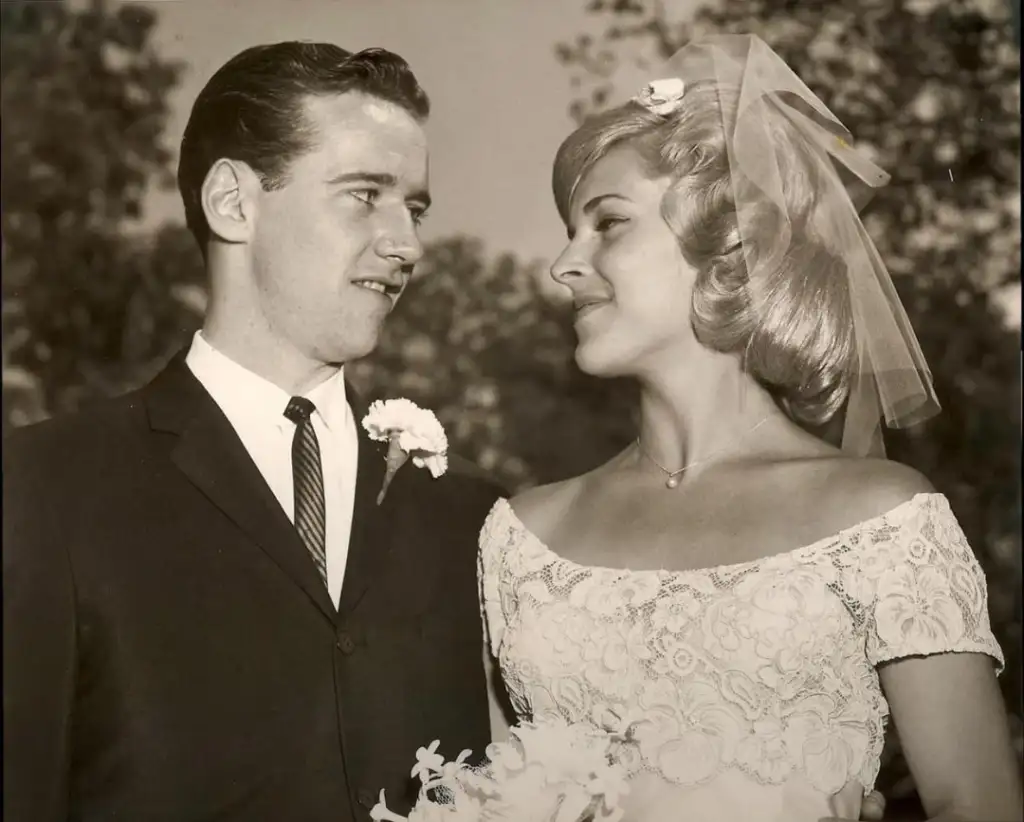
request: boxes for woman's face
[550,145,697,378]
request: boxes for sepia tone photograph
[2,0,1021,820]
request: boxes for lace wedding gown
[478,494,1003,822]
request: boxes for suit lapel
[337,387,397,619]
[145,355,337,622]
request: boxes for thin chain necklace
[635,415,771,489]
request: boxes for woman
[478,35,1021,822]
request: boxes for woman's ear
[201,158,261,245]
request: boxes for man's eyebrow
[326,171,431,209]
[326,171,396,187]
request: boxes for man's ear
[201,158,261,245]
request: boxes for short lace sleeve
[853,494,1004,671]
[477,498,513,658]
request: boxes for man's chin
[325,329,385,364]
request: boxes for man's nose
[377,211,424,267]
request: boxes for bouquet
[370,718,632,822]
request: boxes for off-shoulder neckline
[489,492,947,579]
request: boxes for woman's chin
[574,344,632,379]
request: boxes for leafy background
[2,1,1019,816]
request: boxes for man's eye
[410,208,429,227]
[350,189,379,206]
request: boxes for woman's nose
[549,240,591,286]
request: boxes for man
[4,43,501,821]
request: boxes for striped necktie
[283,397,327,586]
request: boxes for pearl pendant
[666,476,681,489]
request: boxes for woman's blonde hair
[552,82,855,427]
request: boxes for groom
[3,43,502,821]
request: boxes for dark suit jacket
[3,355,503,822]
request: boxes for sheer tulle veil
[606,34,941,455]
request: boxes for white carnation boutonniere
[362,398,449,505]
[633,77,686,116]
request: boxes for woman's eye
[596,216,626,233]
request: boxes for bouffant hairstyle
[178,43,430,254]
[552,82,855,427]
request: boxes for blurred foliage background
[2,0,1019,816]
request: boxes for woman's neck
[635,354,784,472]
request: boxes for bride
[478,35,1021,822]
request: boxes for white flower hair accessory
[632,77,686,116]
[362,398,448,505]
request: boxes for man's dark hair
[177,42,430,252]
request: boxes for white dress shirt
[185,331,358,607]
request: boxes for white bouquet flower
[371,718,631,822]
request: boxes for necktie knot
[284,396,316,423]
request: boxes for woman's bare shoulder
[791,454,938,532]
[509,475,588,539]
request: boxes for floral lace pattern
[478,493,1003,797]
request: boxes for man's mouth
[353,279,402,297]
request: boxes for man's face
[248,92,429,365]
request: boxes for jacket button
[357,787,377,809]
[336,631,356,654]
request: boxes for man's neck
[197,327,341,397]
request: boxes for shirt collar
[305,366,349,433]
[185,331,349,432]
